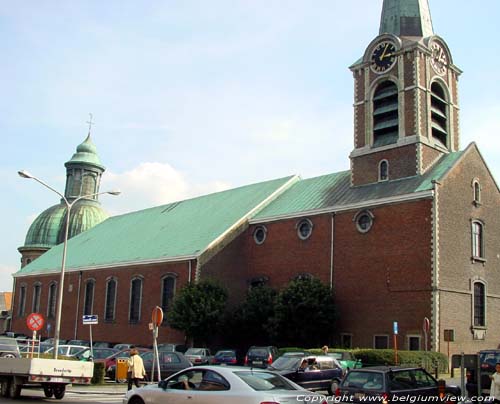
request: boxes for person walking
[490,362,500,403]
[127,346,146,391]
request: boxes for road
[2,389,124,404]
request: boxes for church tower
[349,0,461,186]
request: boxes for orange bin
[116,358,129,383]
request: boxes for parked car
[269,354,343,395]
[141,350,192,380]
[67,339,90,347]
[42,338,67,346]
[123,365,327,404]
[93,341,114,348]
[157,343,188,353]
[212,349,244,366]
[44,344,88,357]
[336,366,460,402]
[466,349,500,397]
[328,351,362,370]
[244,346,279,368]
[74,347,119,361]
[113,343,134,351]
[0,337,20,358]
[185,348,213,365]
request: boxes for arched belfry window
[373,81,399,147]
[473,180,481,205]
[430,82,448,148]
[379,160,389,181]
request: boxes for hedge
[278,347,448,374]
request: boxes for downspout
[330,213,336,291]
[431,181,440,352]
[188,261,192,283]
[74,271,82,339]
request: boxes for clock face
[430,42,448,75]
[371,41,397,73]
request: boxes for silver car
[123,365,327,404]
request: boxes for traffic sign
[151,306,163,327]
[423,317,430,333]
[83,314,98,325]
[26,313,45,331]
[393,321,398,335]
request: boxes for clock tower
[349,0,461,186]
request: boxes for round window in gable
[296,218,313,240]
[253,225,267,245]
[354,210,374,233]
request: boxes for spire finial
[86,113,95,136]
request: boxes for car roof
[348,366,424,372]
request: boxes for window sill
[473,201,482,207]
[471,256,486,264]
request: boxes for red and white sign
[423,317,430,334]
[151,306,164,328]
[26,313,45,331]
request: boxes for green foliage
[353,349,448,373]
[91,362,105,384]
[167,280,228,345]
[230,286,277,347]
[271,278,336,347]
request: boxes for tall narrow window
[473,282,486,327]
[472,221,485,259]
[47,282,57,319]
[32,283,41,313]
[430,82,448,148]
[129,278,143,323]
[104,278,117,322]
[379,160,389,181]
[18,284,27,317]
[83,280,95,316]
[473,181,481,205]
[373,81,399,147]
[161,276,176,320]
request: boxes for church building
[11,0,500,356]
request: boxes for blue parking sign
[393,321,398,335]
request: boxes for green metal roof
[379,0,434,37]
[65,134,104,170]
[253,151,463,220]
[16,176,295,275]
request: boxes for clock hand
[380,44,389,60]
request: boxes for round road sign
[26,313,45,331]
[151,306,163,327]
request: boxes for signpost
[393,321,398,365]
[82,315,98,357]
[26,313,45,358]
[151,306,163,382]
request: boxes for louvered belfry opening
[373,81,399,147]
[430,82,448,148]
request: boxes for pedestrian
[321,345,329,355]
[490,362,500,403]
[127,346,146,391]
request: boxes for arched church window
[32,282,42,313]
[379,160,389,181]
[373,81,399,147]
[18,284,27,317]
[473,281,486,327]
[47,282,57,319]
[129,277,143,323]
[430,82,448,148]
[104,278,117,322]
[83,279,95,316]
[160,275,176,325]
[471,220,485,260]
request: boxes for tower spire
[379,0,434,37]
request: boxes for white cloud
[101,162,231,215]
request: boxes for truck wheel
[53,385,65,400]
[43,385,54,398]
[328,379,339,396]
[1,378,11,398]
[8,381,21,399]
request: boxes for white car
[123,365,327,404]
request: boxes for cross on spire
[86,113,95,135]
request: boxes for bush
[92,362,105,385]
[353,349,448,373]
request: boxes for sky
[1,0,499,292]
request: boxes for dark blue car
[269,354,343,395]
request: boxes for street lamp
[18,169,120,359]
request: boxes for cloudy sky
[1,0,499,292]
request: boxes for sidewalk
[67,381,131,395]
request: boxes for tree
[272,277,336,347]
[167,280,228,345]
[231,286,277,347]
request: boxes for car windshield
[248,348,268,356]
[270,356,301,370]
[185,348,204,355]
[343,371,384,391]
[235,371,297,391]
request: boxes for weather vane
[86,113,95,135]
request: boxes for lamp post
[18,170,120,359]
